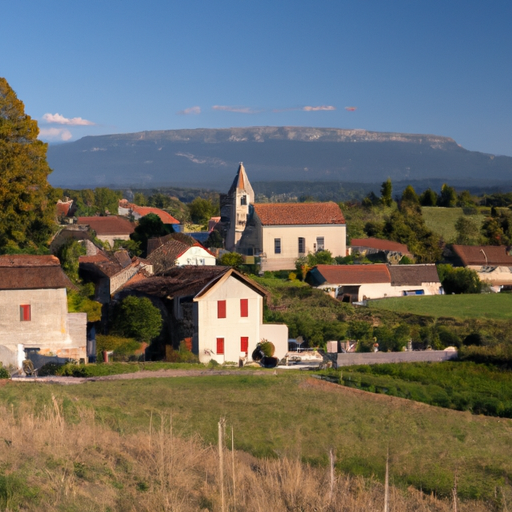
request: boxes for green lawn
[2,372,512,501]
[422,207,486,242]
[369,293,512,320]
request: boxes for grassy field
[369,293,512,320]
[2,372,512,506]
[421,207,486,242]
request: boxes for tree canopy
[0,77,55,252]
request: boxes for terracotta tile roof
[253,202,345,226]
[351,238,410,254]
[308,264,391,286]
[79,253,111,264]
[79,250,123,278]
[78,216,135,236]
[133,207,180,225]
[147,233,197,256]
[452,245,512,266]
[0,255,74,290]
[56,199,74,217]
[388,264,440,286]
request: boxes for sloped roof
[452,245,512,266]
[133,206,180,225]
[253,202,345,226]
[228,163,253,195]
[147,233,197,256]
[308,264,390,286]
[56,199,74,218]
[351,238,410,254]
[78,216,135,236]
[388,264,440,286]
[79,250,123,278]
[0,255,74,290]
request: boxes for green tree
[0,77,55,252]
[188,197,219,225]
[218,251,244,269]
[380,178,393,207]
[419,188,438,206]
[440,265,482,294]
[94,188,121,215]
[133,192,147,206]
[113,296,163,342]
[130,213,173,256]
[401,185,419,205]
[205,229,224,249]
[57,239,86,284]
[455,216,480,245]
[438,184,457,207]
[481,211,512,245]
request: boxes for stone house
[0,255,86,368]
[116,266,288,364]
[77,216,135,246]
[349,237,412,263]
[118,201,181,231]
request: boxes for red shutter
[241,337,249,355]
[217,300,226,318]
[216,338,225,355]
[240,298,248,317]
[20,305,31,321]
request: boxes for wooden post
[329,448,335,502]
[218,418,226,512]
[452,470,458,512]
[232,426,236,512]
[384,448,389,512]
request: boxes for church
[220,164,347,271]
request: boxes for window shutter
[20,305,31,321]
[240,299,248,317]
[216,338,225,354]
[241,337,249,355]
[217,300,226,318]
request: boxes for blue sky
[2,0,511,156]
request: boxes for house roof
[56,199,74,218]
[350,238,410,254]
[119,266,269,301]
[0,255,74,290]
[253,202,345,226]
[388,264,440,286]
[307,264,391,286]
[79,250,124,278]
[228,163,253,195]
[77,216,135,236]
[147,233,197,256]
[452,245,512,266]
[132,206,180,225]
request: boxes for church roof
[228,163,251,194]
[253,202,346,226]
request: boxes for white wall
[261,224,346,271]
[195,275,264,364]
[176,246,216,266]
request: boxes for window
[316,237,325,251]
[241,195,247,205]
[274,238,281,254]
[216,337,225,355]
[217,300,226,318]
[240,299,248,317]
[20,305,31,321]
[241,337,249,355]
[298,237,306,254]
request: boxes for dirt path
[10,368,274,385]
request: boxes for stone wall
[336,350,458,367]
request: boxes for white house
[117,266,288,364]
[0,255,87,368]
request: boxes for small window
[217,300,226,318]
[241,337,249,355]
[240,299,248,317]
[298,237,306,254]
[20,305,31,321]
[241,195,247,206]
[316,237,325,251]
[216,337,225,355]
[274,238,281,254]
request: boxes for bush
[96,334,141,357]
[0,365,9,379]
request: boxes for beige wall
[0,288,86,367]
[470,266,512,286]
[97,234,131,247]
[195,275,263,364]
[176,246,216,266]
[261,224,346,271]
[260,323,288,360]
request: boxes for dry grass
[0,398,500,512]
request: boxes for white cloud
[177,106,201,115]
[42,112,95,126]
[212,105,261,114]
[39,127,73,141]
[302,105,336,111]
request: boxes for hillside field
[2,372,512,507]
[421,207,486,242]
[369,293,512,320]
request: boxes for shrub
[96,334,141,357]
[0,365,9,379]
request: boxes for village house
[306,263,442,302]
[77,216,135,246]
[116,266,288,364]
[451,244,512,290]
[220,164,347,271]
[350,237,412,263]
[118,200,181,231]
[0,255,87,368]
[146,233,216,274]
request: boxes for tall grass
[0,398,497,511]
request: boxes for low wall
[336,350,458,367]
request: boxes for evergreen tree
[0,77,55,252]
[380,178,393,207]
[401,185,419,205]
[419,188,438,206]
[438,183,457,207]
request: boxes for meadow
[421,207,486,242]
[369,293,512,320]
[1,372,512,509]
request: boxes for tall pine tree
[0,77,55,252]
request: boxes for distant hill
[46,126,512,190]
